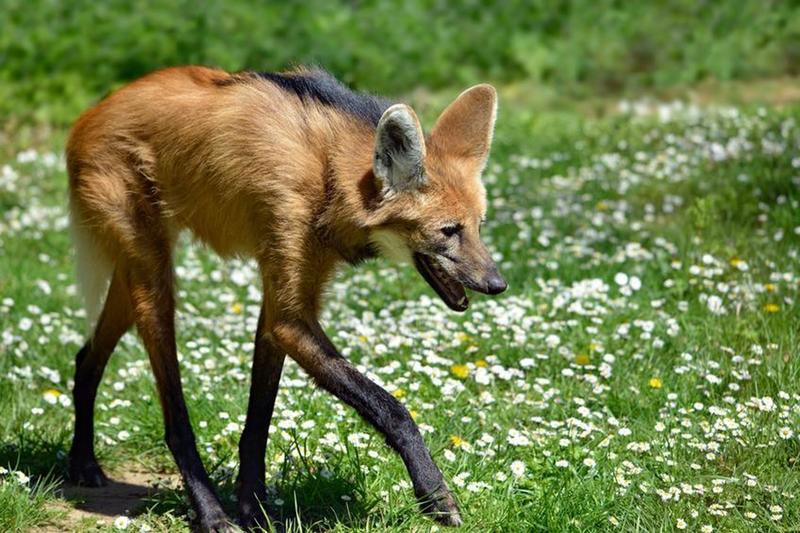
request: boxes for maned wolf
[66,66,506,531]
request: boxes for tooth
[458,296,467,306]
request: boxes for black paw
[237,499,283,532]
[199,512,239,533]
[68,457,109,487]
[419,486,463,527]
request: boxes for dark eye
[441,224,463,238]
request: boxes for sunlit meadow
[1,99,798,531]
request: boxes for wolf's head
[368,84,506,312]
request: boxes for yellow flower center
[450,435,465,447]
[451,364,470,379]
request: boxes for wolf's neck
[312,122,381,264]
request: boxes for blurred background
[1,0,799,126]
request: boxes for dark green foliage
[1,0,799,124]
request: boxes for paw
[419,486,463,527]
[238,500,283,532]
[200,512,239,533]
[68,457,109,487]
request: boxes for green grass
[0,92,799,532]
[0,468,63,531]
[2,0,799,125]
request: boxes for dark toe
[69,459,109,487]
[420,486,462,527]
[201,514,239,533]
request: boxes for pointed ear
[430,84,497,175]
[374,104,427,193]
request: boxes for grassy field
[3,0,799,125]
[1,89,799,533]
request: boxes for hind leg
[69,268,134,486]
[124,249,231,531]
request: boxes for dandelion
[763,303,779,313]
[230,302,243,314]
[575,353,590,365]
[391,388,406,399]
[450,435,466,448]
[648,377,662,389]
[474,359,488,368]
[450,364,470,379]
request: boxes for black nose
[485,273,507,295]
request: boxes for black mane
[254,69,392,127]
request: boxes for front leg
[236,305,286,529]
[272,319,462,527]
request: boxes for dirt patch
[43,468,180,532]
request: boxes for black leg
[236,306,286,528]
[69,269,133,486]
[274,320,462,527]
[128,265,233,532]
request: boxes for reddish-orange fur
[68,66,496,322]
[66,65,501,530]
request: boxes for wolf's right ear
[374,104,427,194]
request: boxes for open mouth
[413,253,468,312]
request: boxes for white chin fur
[370,229,412,264]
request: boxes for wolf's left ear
[430,84,497,176]
[374,104,427,194]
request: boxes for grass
[2,0,799,125]
[0,86,799,532]
[0,467,63,531]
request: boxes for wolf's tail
[69,210,113,336]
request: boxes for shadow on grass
[121,459,380,531]
[274,469,377,531]
[0,434,176,523]
[0,435,383,530]
[0,433,69,480]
